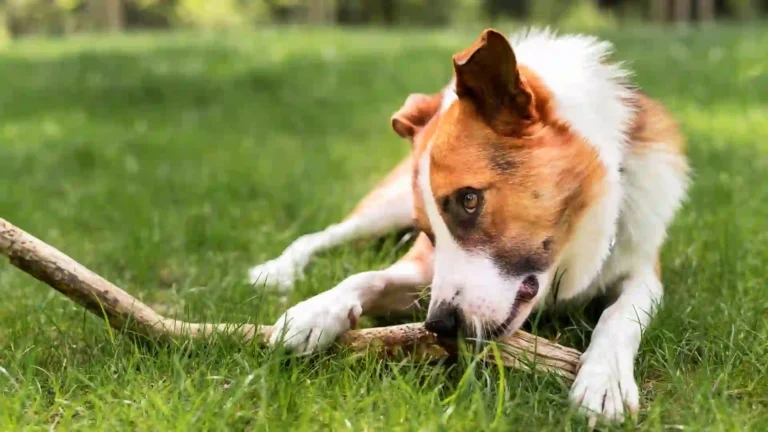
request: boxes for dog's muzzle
[424,302,461,338]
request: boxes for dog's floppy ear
[390,92,443,139]
[453,29,533,134]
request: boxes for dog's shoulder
[628,91,687,157]
[596,91,690,285]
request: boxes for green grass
[1,25,767,430]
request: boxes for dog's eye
[453,188,482,216]
[463,192,479,213]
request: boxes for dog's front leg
[249,158,414,291]
[268,232,433,354]
[570,266,662,422]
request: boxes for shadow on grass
[3,105,767,372]
[1,32,766,426]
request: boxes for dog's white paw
[268,289,363,354]
[248,257,303,291]
[569,345,639,423]
[248,234,323,290]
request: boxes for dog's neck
[510,29,635,301]
[510,28,635,180]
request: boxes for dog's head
[391,29,607,341]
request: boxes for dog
[248,28,689,421]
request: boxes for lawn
[0,25,767,430]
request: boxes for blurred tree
[674,0,693,21]
[650,0,668,21]
[529,0,569,23]
[728,0,758,18]
[175,0,246,28]
[307,0,335,24]
[697,0,715,20]
[452,0,484,25]
[336,0,454,26]
[377,0,397,25]
[0,0,766,38]
[561,0,616,29]
[124,0,175,28]
[5,0,77,36]
[88,0,124,31]
[483,0,528,20]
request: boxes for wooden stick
[0,218,581,380]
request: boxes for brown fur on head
[391,92,443,142]
[390,29,607,339]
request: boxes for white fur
[545,186,622,302]
[440,29,635,302]
[570,268,662,421]
[418,151,525,329]
[435,29,690,421]
[563,144,688,420]
[439,79,457,113]
[248,173,413,290]
[599,146,690,285]
[261,28,691,422]
[269,261,430,353]
[270,280,363,354]
[510,28,635,179]
[442,28,635,178]
[510,29,634,304]
[509,31,688,421]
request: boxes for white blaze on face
[418,148,529,333]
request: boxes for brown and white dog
[248,28,689,421]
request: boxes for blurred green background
[1,0,767,430]
[2,0,767,39]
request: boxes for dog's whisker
[472,316,484,352]
[550,267,568,309]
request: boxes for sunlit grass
[0,25,767,430]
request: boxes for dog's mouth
[470,275,540,341]
[484,301,524,340]
[434,304,529,355]
[427,275,541,351]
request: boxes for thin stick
[0,218,581,381]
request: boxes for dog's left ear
[391,92,443,140]
[453,29,534,135]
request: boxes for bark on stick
[0,218,581,381]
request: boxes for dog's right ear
[390,92,443,139]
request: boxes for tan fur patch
[627,93,689,279]
[629,92,687,157]
[413,61,606,274]
[348,156,413,220]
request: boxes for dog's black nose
[425,303,460,338]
